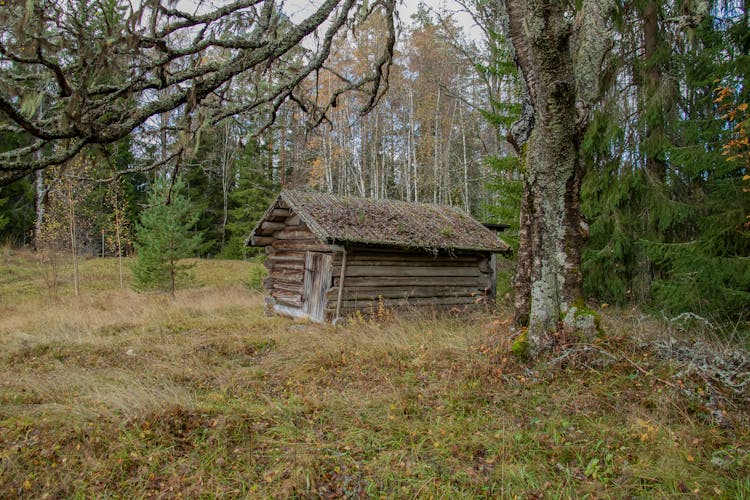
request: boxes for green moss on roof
[249,190,510,253]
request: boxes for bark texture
[502,0,613,356]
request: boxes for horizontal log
[285,215,301,226]
[332,258,479,268]
[273,227,314,240]
[342,252,479,263]
[343,265,481,278]
[269,208,291,220]
[259,221,286,234]
[272,290,302,307]
[333,276,488,287]
[270,270,303,281]
[331,296,482,309]
[270,262,304,272]
[326,286,484,301]
[274,282,303,294]
[251,236,275,246]
[276,299,302,309]
[273,240,331,252]
[268,252,306,264]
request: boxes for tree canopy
[0,0,395,185]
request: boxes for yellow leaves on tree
[715,86,750,229]
[715,86,750,166]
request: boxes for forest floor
[1,248,748,498]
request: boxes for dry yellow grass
[1,250,748,498]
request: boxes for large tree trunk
[640,0,667,181]
[503,0,612,356]
[521,63,583,352]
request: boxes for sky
[178,0,482,41]
[280,0,481,41]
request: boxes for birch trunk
[459,105,470,212]
[432,86,441,203]
[33,169,44,252]
[66,181,80,297]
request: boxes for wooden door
[302,251,332,322]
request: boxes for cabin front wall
[259,203,334,322]
[324,246,496,321]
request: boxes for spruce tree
[581,2,750,322]
[131,177,202,298]
[223,140,276,259]
[0,198,8,234]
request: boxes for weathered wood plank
[273,240,331,252]
[302,252,333,322]
[326,286,484,301]
[331,296,482,309]
[261,221,286,232]
[343,265,481,277]
[341,252,478,263]
[333,276,486,287]
[285,215,301,226]
[273,227,313,240]
[269,208,291,220]
[332,258,479,268]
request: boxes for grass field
[1,248,748,498]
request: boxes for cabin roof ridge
[247,189,510,253]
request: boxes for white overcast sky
[181,0,482,41]
[283,0,481,40]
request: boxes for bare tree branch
[0,0,397,186]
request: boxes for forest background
[0,0,748,327]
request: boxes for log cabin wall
[258,201,333,317]
[250,191,507,323]
[325,247,495,321]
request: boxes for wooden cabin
[246,190,511,323]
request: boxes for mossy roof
[247,190,510,253]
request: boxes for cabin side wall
[325,247,495,321]
[258,202,332,315]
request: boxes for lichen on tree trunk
[501,0,613,356]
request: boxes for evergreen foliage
[0,181,34,245]
[222,141,277,259]
[582,2,750,322]
[0,198,8,234]
[131,177,203,297]
[475,8,523,250]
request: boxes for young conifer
[131,176,202,298]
